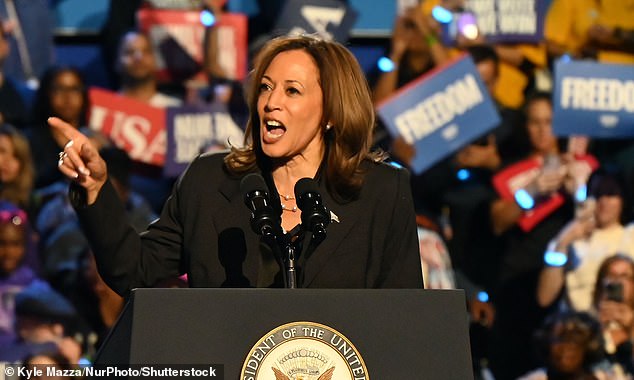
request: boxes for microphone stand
[281,220,327,289]
[278,232,302,289]
[284,242,297,289]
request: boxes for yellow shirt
[494,44,546,109]
[545,0,634,63]
[597,0,634,63]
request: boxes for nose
[263,87,282,112]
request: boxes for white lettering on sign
[217,26,237,79]
[394,74,485,144]
[174,113,214,163]
[300,5,345,40]
[560,77,634,112]
[89,105,165,164]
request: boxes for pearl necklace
[280,194,297,212]
[281,203,298,212]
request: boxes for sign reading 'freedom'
[553,59,634,137]
[377,55,500,174]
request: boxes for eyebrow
[262,75,305,89]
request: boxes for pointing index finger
[47,117,85,148]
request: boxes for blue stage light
[575,184,587,203]
[432,6,453,24]
[388,160,404,169]
[544,251,568,267]
[514,189,535,210]
[378,57,395,72]
[200,10,216,27]
[457,169,471,181]
[477,291,489,303]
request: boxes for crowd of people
[0,0,633,379]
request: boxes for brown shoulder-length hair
[592,253,634,308]
[0,124,34,208]
[224,35,380,201]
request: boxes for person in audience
[35,146,156,291]
[587,25,634,55]
[537,171,634,311]
[21,352,74,379]
[28,66,104,190]
[519,310,609,379]
[116,30,182,107]
[100,0,143,88]
[371,3,449,105]
[0,202,38,347]
[51,248,124,359]
[591,254,634,375]
[0,281,81,365]
[369,2,451,155]
[114,30,182,213]
[488,91,596,378]
[544,0,634,64]
[0,124,34,211]
[33,149,153,357]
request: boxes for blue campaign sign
[165,104,245,177]
[462,0,547,43]
[274,0,358,42]
[553,59,634,138]
[377,55,500,175]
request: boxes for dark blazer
[74,153,422,296]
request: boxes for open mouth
[263,119,286,140]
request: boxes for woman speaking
[49,35,422,295]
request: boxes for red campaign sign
[138,9,248,83]
[214,13,248,81]
[88,88,167,166]
[493,155,598,232]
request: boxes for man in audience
[0,281,81,364]
[116,30,182,107]
[114,30,182,213]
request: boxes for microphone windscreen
[294,177,319,199]
[240,173,269,197]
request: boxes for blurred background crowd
[0,0,634,379]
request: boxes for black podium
[95,288,473,379]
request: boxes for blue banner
[553,59,634,138]
[464,0,547,43]
[377,55,500,174]
[165,104,245,177]
[274,0,358,42]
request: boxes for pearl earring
[326,123,332,130]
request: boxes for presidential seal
[241,321,369,380]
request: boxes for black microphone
[240,173,281,239]
[294,178,330,243]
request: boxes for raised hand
[390,14,413,62]
[455,135,501,171]
[532,157,567,197]
[48,117,108,205]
